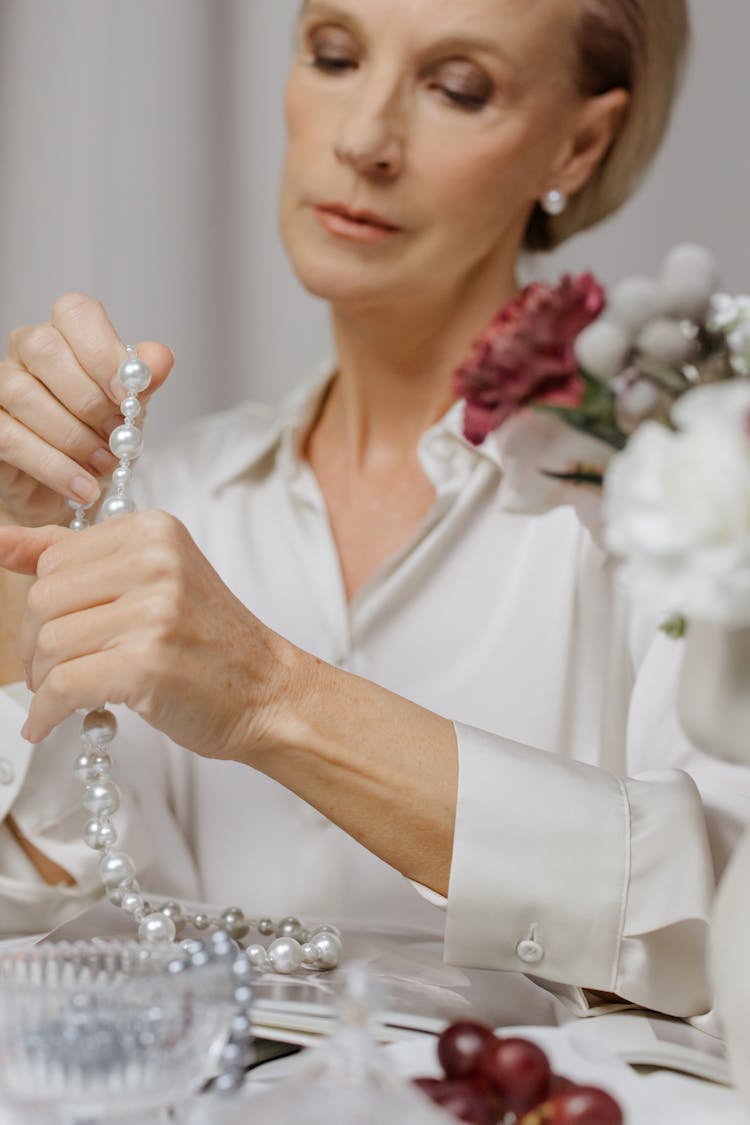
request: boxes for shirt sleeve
[442,629,750,1020]
[0,683,199,937]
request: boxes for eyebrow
[299,3,513,67]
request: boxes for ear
[544,87,630,199]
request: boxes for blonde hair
[525,0,691,251]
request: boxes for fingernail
[90,447,116,475]
[69,474,100,504]
[20,720,31,742]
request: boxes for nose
[333,79,404,182]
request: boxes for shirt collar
[207,359,503,493]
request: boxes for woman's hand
[0,293,173,528]
[0,512,302,759]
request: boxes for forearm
[247,654,459,896]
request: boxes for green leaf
[660,613,688,640]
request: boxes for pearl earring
[541,188,568,217]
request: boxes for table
[0,902,747,1124]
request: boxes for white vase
[677,621,750,1112]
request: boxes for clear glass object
[0,940,235,1124]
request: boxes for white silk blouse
[1,371,749,1023]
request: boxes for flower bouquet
[454,244,750,637]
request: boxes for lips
[315,202,401,233]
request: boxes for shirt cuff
[444,722,628,992]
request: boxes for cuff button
[516,937,544,965]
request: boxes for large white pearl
[98,495,135,521]
[267,937,304,974]
[83,709,118,744]
[139,912,177,945]
[118,357,152,394]
[121,891,145,915]
[83,780,121,815]
[109,424,144,462]
[308,931,343,969]
[310,924,343,943]
[99,850,136,886]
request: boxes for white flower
[604,381,750,625]
[708,293,750,376]
[657,243,720,320]
[494,410,613,545]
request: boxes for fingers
[22,649,131,744]
[2,295,174,510]
[0,524,70,576]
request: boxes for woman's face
[280,0,585,313]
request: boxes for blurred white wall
[0,0,747,443]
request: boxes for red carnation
[454,273,606,445]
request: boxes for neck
[319,269,520,465]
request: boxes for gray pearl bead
[98,495,136,521]
[118,357,152,394]
[99,850,135,886]
[70,517,89,532]
[221,908,250,940]
[83,780,121,816]
[258,918,275,936]
[277,916,305,941]
[108,424,144,462]
[82,709,118,744]
[311,923,343,943]
[139,912,177,945]
[160,901,187,933]
[192,913,211,930]
[73,751,95,782]
[267,937,304,974]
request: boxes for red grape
[415,1076,497,1125]
[549,1073,578,1095]
[547,1085,623,1124]
[479,1036,551,1116]
[437,1020,496,1080]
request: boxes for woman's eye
[439,87,490,112]
[312,53,357,72]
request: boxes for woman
[0,0,740,1020]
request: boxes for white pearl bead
[99,850,136,886]
[98,495,136,521]
[118,357,152,394]
[83,817,117,850]
[121,395,142,419]
[311,924,343,942]
[121,891,146,915]
[308,931,343,968]
[109,424,144,461]
[139,912,177,945]
[111,465,132,488]
[247,944,269,968]
[70,518,89,532]
[82,709,118,744]
[267,937,304,974]
[83,780,121,815]
[258,918,275,936]
[301,942,319,967]
[73,751,95,782]
[192,913,211,930]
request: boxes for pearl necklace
[69,348,343,975]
